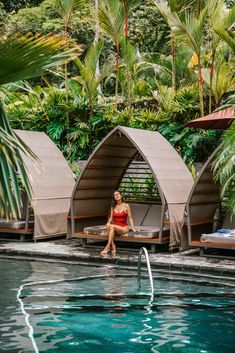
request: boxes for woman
[100,190,136,255]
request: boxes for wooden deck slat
[0,227,33,234]
[67,213,108,219]
[78,186,112,190]
[165,219,214,226]
[80,176,120,180]
[103,144,136,149]
[192,240,235,247]
[86,165,122,169]
[198,179,214,184]
[190,201,219,206]
[193,190,219,195]
[93,155,131,159]
[188,220,214,226]
[74,196,110,201]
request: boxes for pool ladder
[137,247,154,297]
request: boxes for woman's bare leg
[100,225,128,255]
[111,240,116,254]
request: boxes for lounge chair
[78,203,170,252]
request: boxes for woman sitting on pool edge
[100,190,137,256]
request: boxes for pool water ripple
[0,258,235,353]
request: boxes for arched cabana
[185,145,235,254]
[69,126,193,250]
[0,130,75,241]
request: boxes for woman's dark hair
[111,190,124,208]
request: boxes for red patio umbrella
[187,107,235,130]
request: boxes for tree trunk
[209,47,215,113]
[64,23,69,142]
[94,0,102,103]
[196,0,201,18]
[124,1,131,112]
[171,33,176,93]
[115,42,120,106]
[89,96,93,154]
[197,53,204,116]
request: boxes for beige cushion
[83,224,164,238]
[123,225,160,238]
[83,225,108,235]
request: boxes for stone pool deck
[0,238,235,277]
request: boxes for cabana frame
[185,145,235,255]
[69,126,193,251]
[0,130,75,241]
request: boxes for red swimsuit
[113,210,128,227]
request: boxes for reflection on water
[0,258,235,353]
[132,301,189,352]
[0,258,71,352]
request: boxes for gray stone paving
[0,238,235,276]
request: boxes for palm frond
[0,33,79,85]
[170,7,207,54]
[214,28,235,54]
[98,0,125,43]
[213,121,235,218]
[56,0,84,22]
[0,32,78,218]
[207,0,235,49]
[74,40,113,97]
[202,62,235,105]
[0,103,36,218]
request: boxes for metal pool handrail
[137,247,154,297]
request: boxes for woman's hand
[100,223,110,230]
[132,228,137,232]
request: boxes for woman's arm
[126,204,137,232]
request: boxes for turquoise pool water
[0,257,235,353]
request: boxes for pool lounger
[83,225,169,238]
[200,229,235,244]
[0,219,34,230]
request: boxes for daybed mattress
[200,229,235,244]
[0,219,34,230]
[83,225,169,238]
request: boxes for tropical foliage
[0,0,234,216]
[0,33,78,218]
[213,121,235,218]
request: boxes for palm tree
[56,0,84,31]
[213,120,235,218]
[214,3,235,56]
[170,6,207,116]
[0,33,77,218]
[93,0,103,101]
[120,0,140,110]
[118,38,168,100]
[207,0,235,112]
[202,61,235,108]
[151,0,185,93]
[56,0,84,132]
[98,0,125,104]
[74,40,113,150]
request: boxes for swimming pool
[0,257,235,353]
